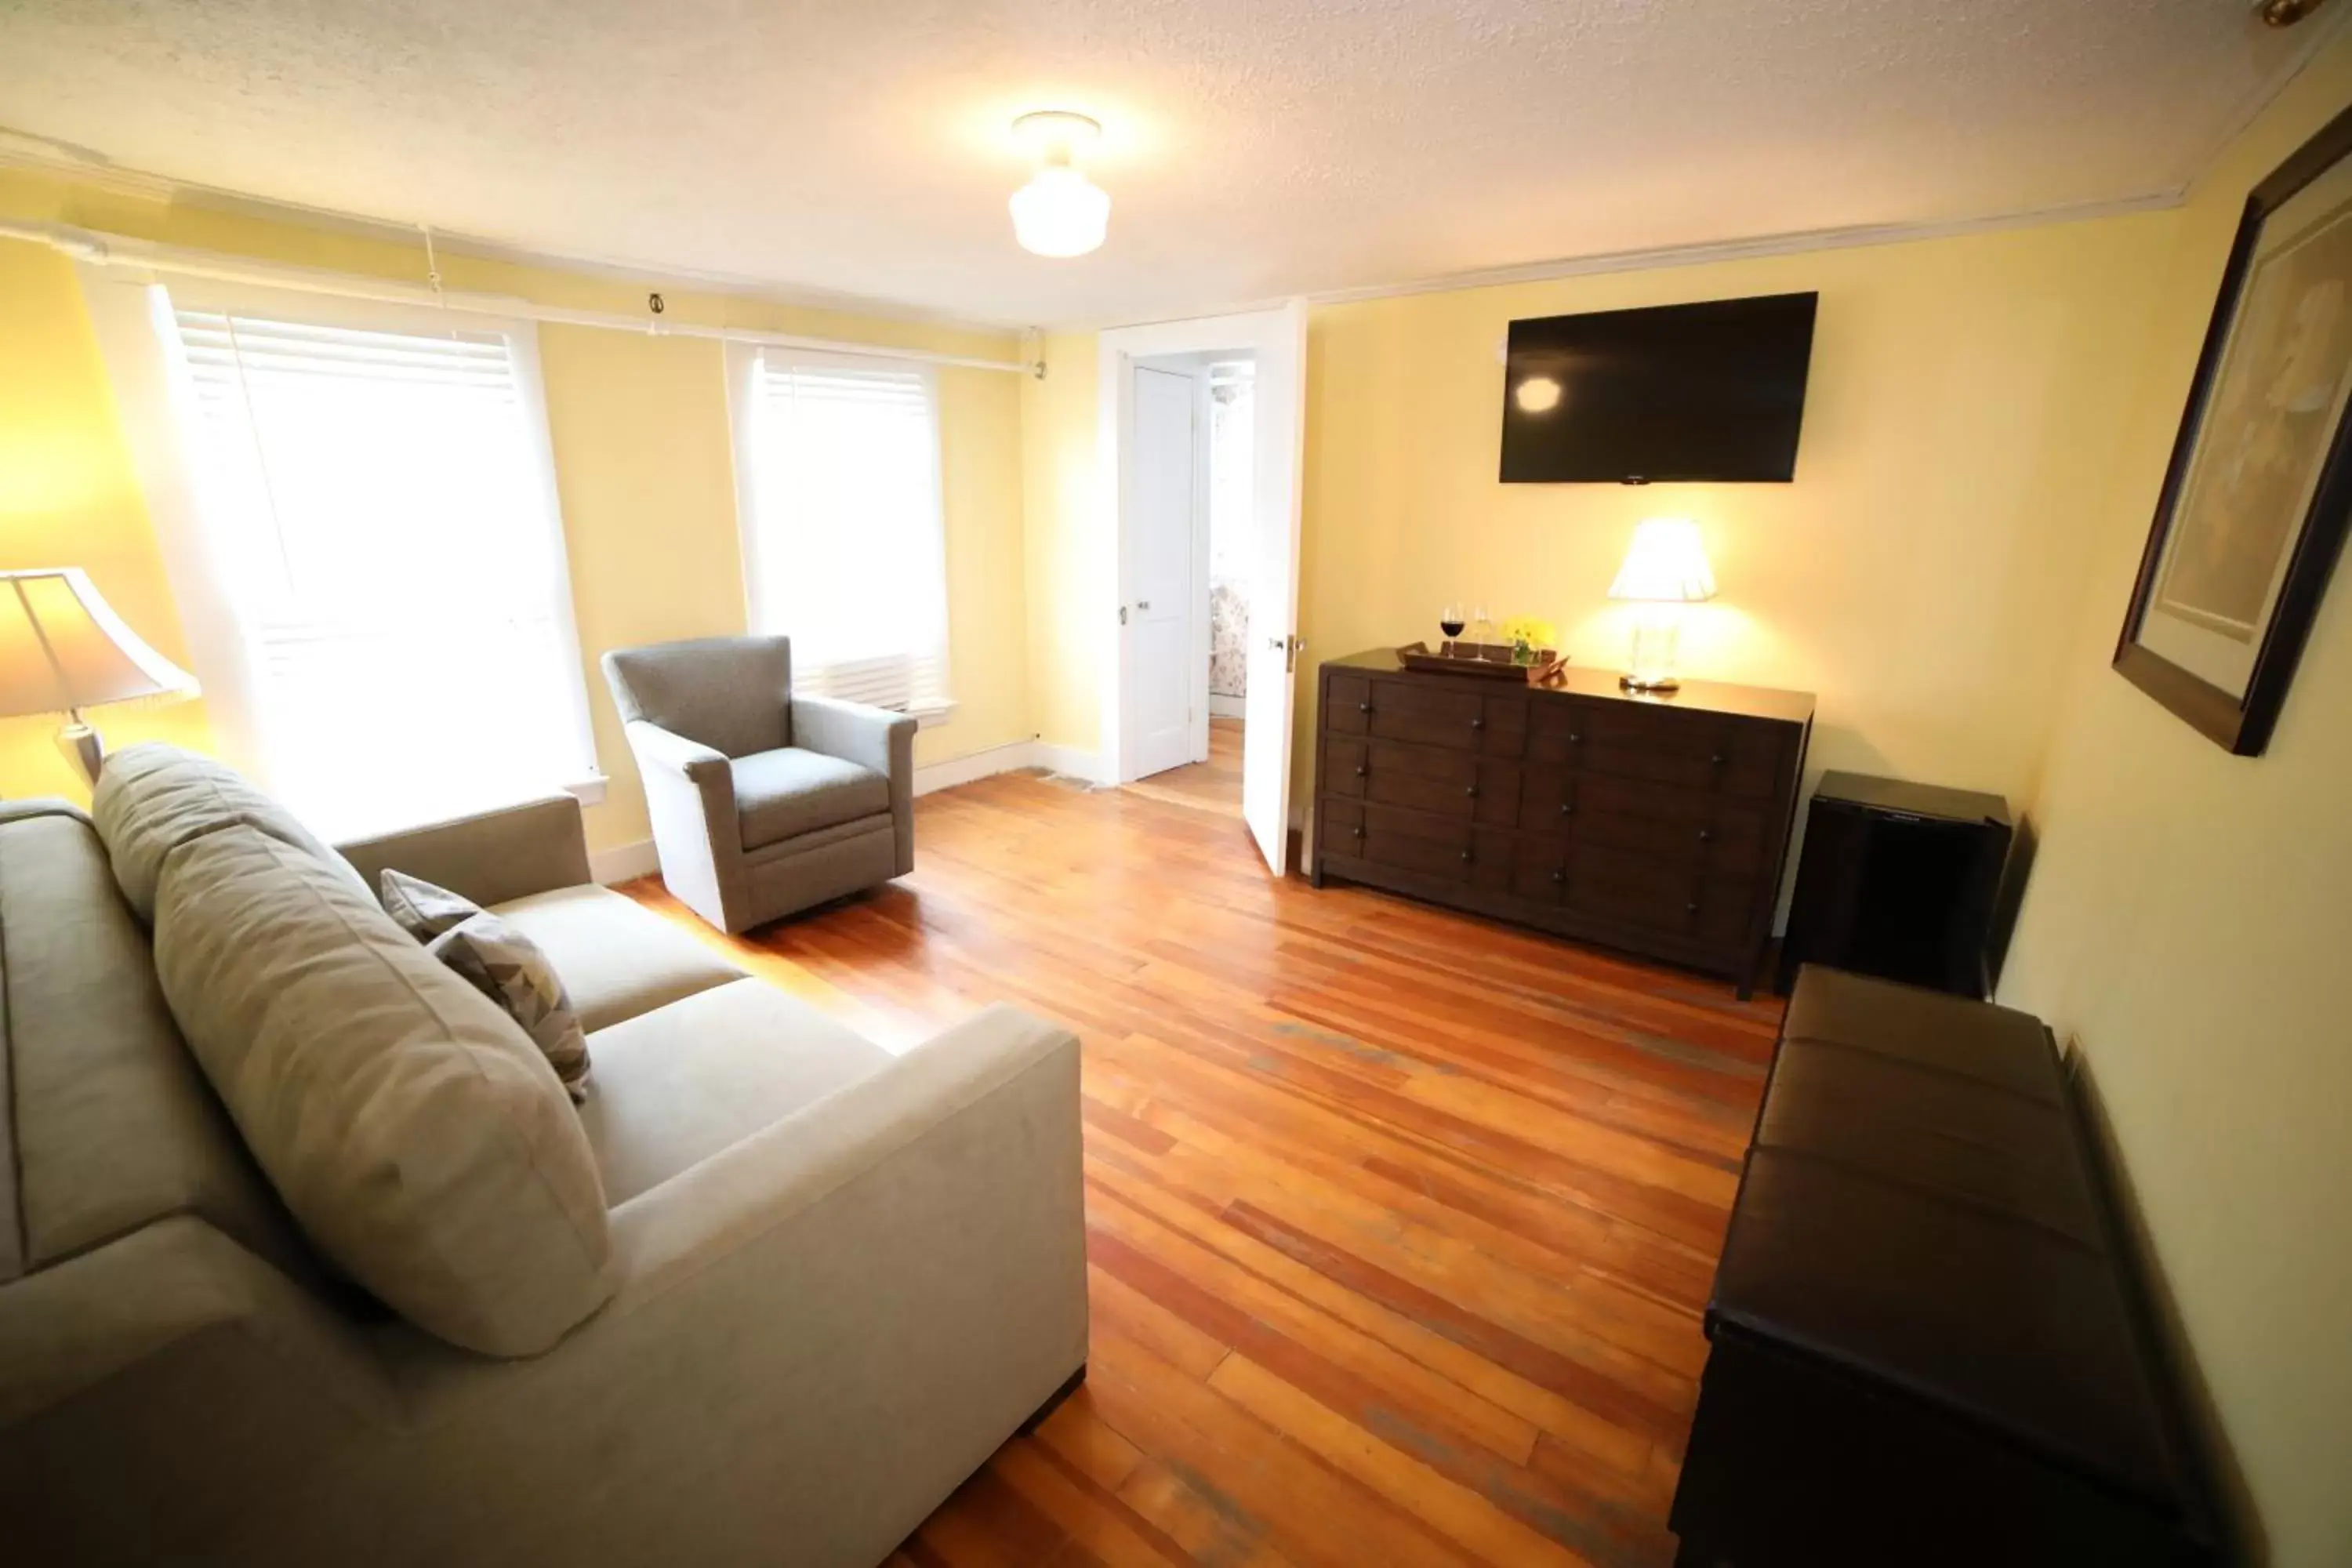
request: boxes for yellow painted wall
[0,166,1031,851]
[1294,214,2180,840]
[0,238,214,796]
[1996,34,2352,1568]
[1019,331,1105,752]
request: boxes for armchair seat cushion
[733,746,891,851]
[487,884,744,1033]
[577,978,892,1204]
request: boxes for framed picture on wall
[2116,102,2352,756]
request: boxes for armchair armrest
[622,719,744,929]
[336,793,591,907]
[791,694,916,875]
[624,720,731,786]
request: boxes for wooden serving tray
[1396,640,1567,684]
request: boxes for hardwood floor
[622,765,1783,1568]
[1121,713,1243,818]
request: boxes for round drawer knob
[1355,764,1367,777]
[1464,784,1478,797]
[1352,826,1365,839]
[1568,733,1584,746]
[1710,752,1727,767]
[1686,899,1700,914]
[1471,717,1485,731]
[1359,702,1374,714]
[1459,850,1473,863]
[1697,828,1713,843]
[1552,868,1566,884]
[1559,802,1574,816]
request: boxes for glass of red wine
[1439,602,1465,652]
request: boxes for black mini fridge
[1774,772,2013,998]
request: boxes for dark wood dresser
[1310,649,1814,995]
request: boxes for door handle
[1269,633,1305,673]
[1137,599,1151,611]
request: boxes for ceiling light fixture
[1010,111,1109,258]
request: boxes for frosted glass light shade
[1011,166,1111,257]
[1607,517,1718,603]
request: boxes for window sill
[909,701,956,731]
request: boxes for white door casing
[1125,363,1197,780]
[1240,302,1308,874]
[1099,302,1308,875]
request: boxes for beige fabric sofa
[602,635,916,934]
[0,746,1087,1567]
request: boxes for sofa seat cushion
[153,824,614,1357]
[579,978,891,1206]
[732,746,890,851]
[92,743,369,921]
[487,884,744,1033]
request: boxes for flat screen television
[1500,292,1818,483]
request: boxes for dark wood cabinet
[1310,649,1814,996]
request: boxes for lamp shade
[1607,517,1718,604]
[0,568,198,720]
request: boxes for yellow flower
[1501,615,1556,649]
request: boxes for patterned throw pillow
[428,912,593,1102]
[379,869,483,942]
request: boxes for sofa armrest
[791,695,916,875]
[423,1003,1084,1563]
[336,793,591,907]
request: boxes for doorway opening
[1100,302,1305,875]
[1124,354,1255,818]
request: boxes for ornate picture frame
[2116,102,2352,756]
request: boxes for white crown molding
[0,129,1024,336]
[2172,2,2352,194]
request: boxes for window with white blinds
[165,299,596,838]
[734,350,953,717]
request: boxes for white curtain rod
[1,217,1035,375]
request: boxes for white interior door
[1126,364,1197,780]
[1240,300,1308,873]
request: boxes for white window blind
[168,303,596,838]
[738,351,953,716]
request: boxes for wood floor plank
[619,763,1781,1566]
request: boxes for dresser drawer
[1352,740,1519,826]
[1363,677,1526,757]
[1519,770,1769,874]
[1323,737,1368,799]
[1581,705,1788,799]
[1324,799,1512,888]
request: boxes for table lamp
[1606,517,1716,691]
[0,568,200,784]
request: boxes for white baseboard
[589,838,660,886]
[1207,692,1247,719]
[913,739,1040,797]
[1032,742,1115,787]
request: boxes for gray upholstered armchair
[602,635,916,934]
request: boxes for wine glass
[1470,604,1495,658]
[1439,602,1465,652]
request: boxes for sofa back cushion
[602,635,791,760]
[152,824,615,1356]
[0,803,314,1284]
[93,743,371,922]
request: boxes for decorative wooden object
[1312,648,1814,996]
[1394,639,1566,684]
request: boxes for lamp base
[1623,618,1682,692]
[59,717,104,786]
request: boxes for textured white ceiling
[0,1,2330,327]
